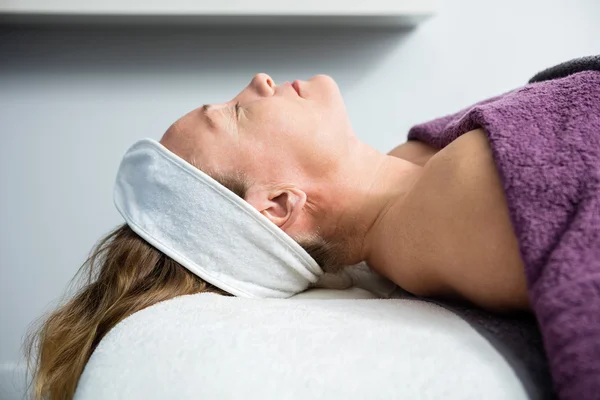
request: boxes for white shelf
[0,0,437,26]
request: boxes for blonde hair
[24,224,229,399]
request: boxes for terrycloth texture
[75,292,530,400]
[529,55,600,84]
[385,286,554,399]
[311,261,398,298]
[408,70,600,399]
[428,298,555,399]
[114,139,322,298]
[314,265,553,396]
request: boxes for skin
[161,73,530,313]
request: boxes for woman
[27,66,600,399]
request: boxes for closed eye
[234,101,241,119]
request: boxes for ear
[245,186,307,231]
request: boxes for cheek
[200,146,239,176]
[239,95,349,175]
[238,115,303,174]
[250,103,312,141]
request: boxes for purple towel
[407,71,600,399]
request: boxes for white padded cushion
[75,291,527,400]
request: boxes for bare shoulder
[401,128,530,312]
[424,128,508,233]
[426,128,495,185]
[387,140,439,167]
[431,129,490,163]
[449,128,492,159]
[388,129,490,168]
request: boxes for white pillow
[75,291,528,400]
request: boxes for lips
[291,80,302,97]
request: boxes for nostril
[266,78,274,88]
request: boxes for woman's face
[161,73,354,184]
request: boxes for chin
[307,75,345,109]
[309,74,338,89]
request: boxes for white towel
[114,139,323,298]
[75,292,528,400]
[311,261,398,298]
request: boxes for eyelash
[234,101,241,117]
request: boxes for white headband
[113,139,323,298]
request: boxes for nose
[250,73,275,97]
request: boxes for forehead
[160,106,238,173]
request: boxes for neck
[316,139,423,270]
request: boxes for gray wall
[1,0,599,397]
